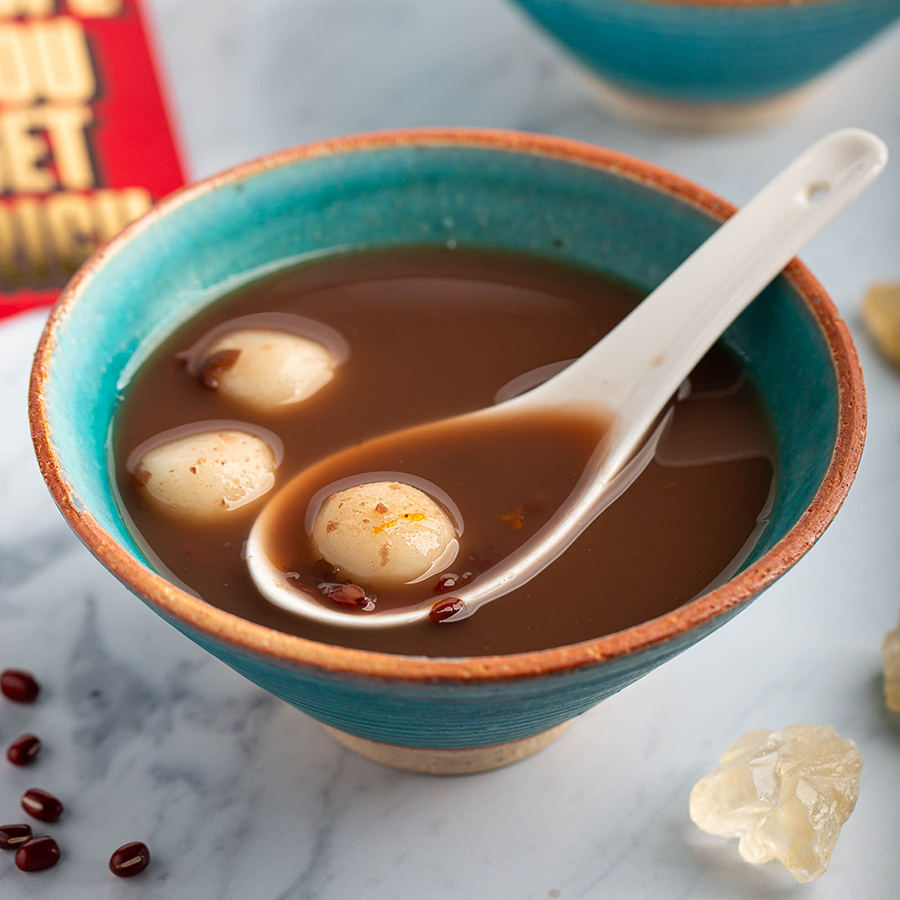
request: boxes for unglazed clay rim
[29,128,866,682]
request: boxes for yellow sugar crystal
[862,282,900,366]
[689,724,862,883]
[882,617,900,712]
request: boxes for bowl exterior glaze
[30,130,864,750]
[510,0,900,104]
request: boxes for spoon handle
[543,128,887,479]
[447,130,887,622]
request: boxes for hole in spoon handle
[805,181,830,204]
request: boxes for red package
[0,0,185,322]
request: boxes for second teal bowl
[30,130,865,772]
[510,0,900,128]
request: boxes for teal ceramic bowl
[30,130,864,773]
[509,0,900,129]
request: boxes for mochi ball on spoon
[130,429,277,521]
[197,329,337,410]
[312,482,458,588]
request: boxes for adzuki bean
[15,836,60,872]
[21,789,63,823]
[109,841,151,878]
[7,734,41,766]
[433,573,460,593]
[0,823,32,850]
[0,669,40,703]
[429,597,466,623]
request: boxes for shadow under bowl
[30,129,865,773]
[508,0,900,130]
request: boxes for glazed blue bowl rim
[28,128,866,683]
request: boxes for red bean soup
[113,248,776,656]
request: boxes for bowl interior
[41,140,837,612]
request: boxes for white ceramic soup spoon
[246,128,886,629]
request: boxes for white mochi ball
[199,329,336,410]
[312,481,457,587]
[132,430,277,520]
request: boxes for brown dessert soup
[113,248,775,657]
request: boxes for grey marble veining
[0,0,899,896]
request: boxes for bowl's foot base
[581,73,821,133]
[321,722,570,775]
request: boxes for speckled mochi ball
[199,329,336,410]
[132,430,277,520]
[312,481,457,587]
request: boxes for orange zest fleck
[500,507,525,530]
[372,519,397,535]
[373,512,428,534]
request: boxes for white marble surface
[0,0,898,895]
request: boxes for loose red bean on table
[15,836,60,872]
[21,789,63,823]
[7,734,42,767]
[109,841,151,878]
[0,823,32,850]
[0,669,40,703]
[2,672,152,880]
